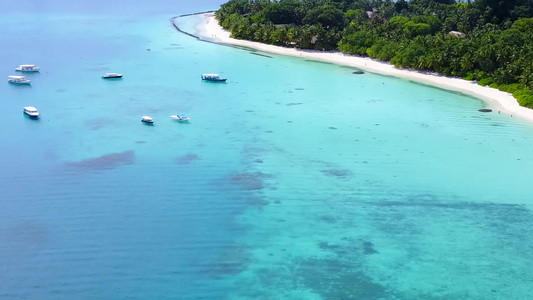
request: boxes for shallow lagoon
[1,1,533,299]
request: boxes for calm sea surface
[1,1,533,299]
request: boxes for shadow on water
[23,114,40,121]
[304,59,334,65]
[407,79,476,98]
[250,52,273,58]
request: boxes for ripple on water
[2,220,48,251]
[85,117,115,131]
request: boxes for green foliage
[338,31,375,55]
[303,5,346,29]
[389,16,409,28]
[478,77,494,86]
[366,39,399,61]
[345,9,365,24]
[514,89,533,108]
[390,42,426,68]
[404,21,431,38]
[511,18,533,32]
[263,0,304,24]
[411,15,443,34]
[496,83,523,93]
[463,73,475,81]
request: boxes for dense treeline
[216,0,533,107]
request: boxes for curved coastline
[174,12,533,124]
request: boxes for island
[175,0,533,122]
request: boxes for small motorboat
[170,114,190,122]
[16,64,40,72]
[23,106,40,118]
[102,73,123,79]
[141,116,154,124]
[201,74,227,82]
[8,75,31,85]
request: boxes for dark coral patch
[85,118,114,131]
[64,150,134,171]
[229,172,270,190]
[318,241,342,250]
[362,240,378,255]
[175,153,200,165]
[319,215,337,223]
[321,168,353,178]
[201,244,251,278]
[295,258,387,299]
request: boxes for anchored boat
[141,116,154,124]
[23,106,40,118]
[102,73,123,79]
[170,114,190,122]
[8,75,31,85]
[15,64,40,72]
[201,74,227,82]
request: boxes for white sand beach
[192,12,533,123]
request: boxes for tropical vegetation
[215,0,533,108]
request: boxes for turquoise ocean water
[1,1,533,299]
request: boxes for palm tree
[460,53,474,71]
[519,66,533,89]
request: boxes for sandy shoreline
[179,12,533,123]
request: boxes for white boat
[141,116,154,124]
[170,114,190,122]
[23,106,40,118]
[8,75,31,85]
[102,73,123,79]
[15,64,40,72]
[201,74,227,82]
